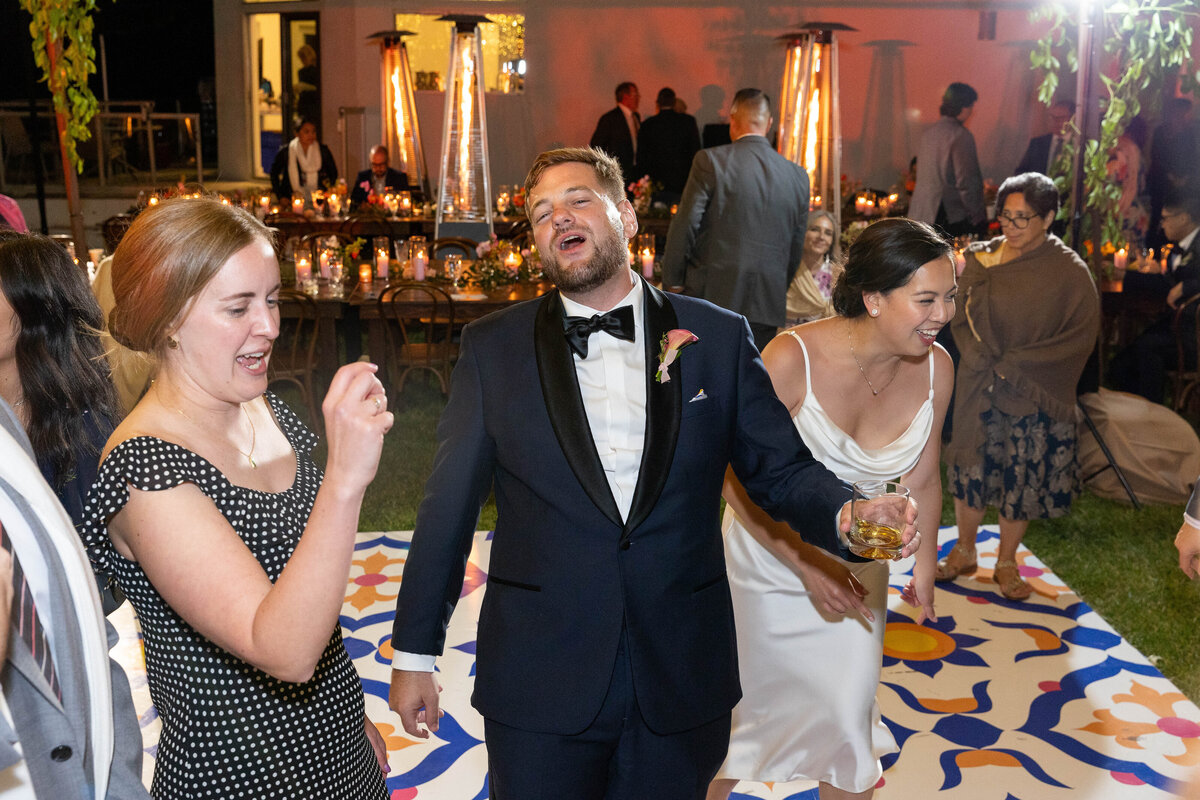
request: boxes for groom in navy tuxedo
[388,147,920,799]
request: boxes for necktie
[1,522,60,700]
[1047,135,1063,172]
[564,305,636,359]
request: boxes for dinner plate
[451,292,489,301]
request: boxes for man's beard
[540,221,629,294]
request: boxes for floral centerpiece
[462,234,542,290]
[627,175,663,216]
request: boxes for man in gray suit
[0,398,148,799]
[909,82,987,238]
[662,88,809,351]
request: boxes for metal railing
[0,100,202,192]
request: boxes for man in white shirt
[388,146,919,799]
[0,398,148,799]
[590,82,641,186]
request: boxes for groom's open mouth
[556,231,587,253]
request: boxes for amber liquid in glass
[850,519,903,560]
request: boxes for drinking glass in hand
[848,480,910,560]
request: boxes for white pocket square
[689,389,708,403]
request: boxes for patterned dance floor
[113,526,1200,798]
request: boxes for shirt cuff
[391,651,436,672]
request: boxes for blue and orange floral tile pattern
[112,527,1199,798]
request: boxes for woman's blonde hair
[109,196,275,356]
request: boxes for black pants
[1109,315,1192,404]
[483,630,730,800]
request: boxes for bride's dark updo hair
[831,218,953,318]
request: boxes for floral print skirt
[948,406,1080,521]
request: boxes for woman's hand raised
[321,362,393,497]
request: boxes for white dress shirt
[393,273,648,672]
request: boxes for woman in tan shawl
[937,172,1099,600]
[783,210,839,328]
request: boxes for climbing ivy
[19,0,101,173]
[1030,0,1198,255]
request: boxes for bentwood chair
[431,237,477,260]
[270,289,323,434]
[377,282,457,395]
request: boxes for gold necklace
[847,323,899,397]
[166,397,258,469]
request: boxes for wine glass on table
[444,253,463,291]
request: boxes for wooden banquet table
[267,213,674,246]
[280,276,552,375]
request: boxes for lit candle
[319,250,331,280]
[399,191,412,215]
[359,263,373,284]
[627,242,636,267]
[148,196,159,206]
[376,248,389,280]
[295,254,313,284]
[292,197,305,215]
[854,195,866,215]
[641,248,655,279]
[504,251,522,274]
[1114,247,1128,271]
[412,248,427,281]
[954,249,967,276]
[327,194,342,217]
[220,196,231,206]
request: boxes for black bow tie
[563,305,636,359]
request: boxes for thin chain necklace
[847,322,899,396]
[166,397,258,469]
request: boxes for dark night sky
[1,1,215,112]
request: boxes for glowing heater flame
[457,43,476,212]
[390,68,409,174]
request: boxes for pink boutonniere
[656,329,699,383]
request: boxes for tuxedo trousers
[483,626,731,800]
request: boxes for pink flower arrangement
[656,329,699,383]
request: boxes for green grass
[283,380,1200,705]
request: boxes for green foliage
[1030,1,1198,259]
[19,0,101,173]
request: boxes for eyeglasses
[997,213,1037,229]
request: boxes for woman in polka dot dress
[81,197,392,799]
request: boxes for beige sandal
[993,559,1033,601]
[935,542,978,582]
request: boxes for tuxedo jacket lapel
[534,291,624,527]
[624,281,681,536]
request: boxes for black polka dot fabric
[82,393,387,799]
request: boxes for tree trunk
[46,35,88,255]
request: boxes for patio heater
[777,23,855,254]
[435,14,493,242]
[369,30,431,200]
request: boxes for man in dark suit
[589,82,641,185]
[1015,99,1074,177]
[349,144,410,208]
[1110,184,1200,402]
[387,146,918,800]
[662,88,809,352]
[636,87,702,205]
[0,398,149,799]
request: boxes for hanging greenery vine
[19,0,101,173]
[1030,0,1198,257]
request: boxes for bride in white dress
[708,218,956,800]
